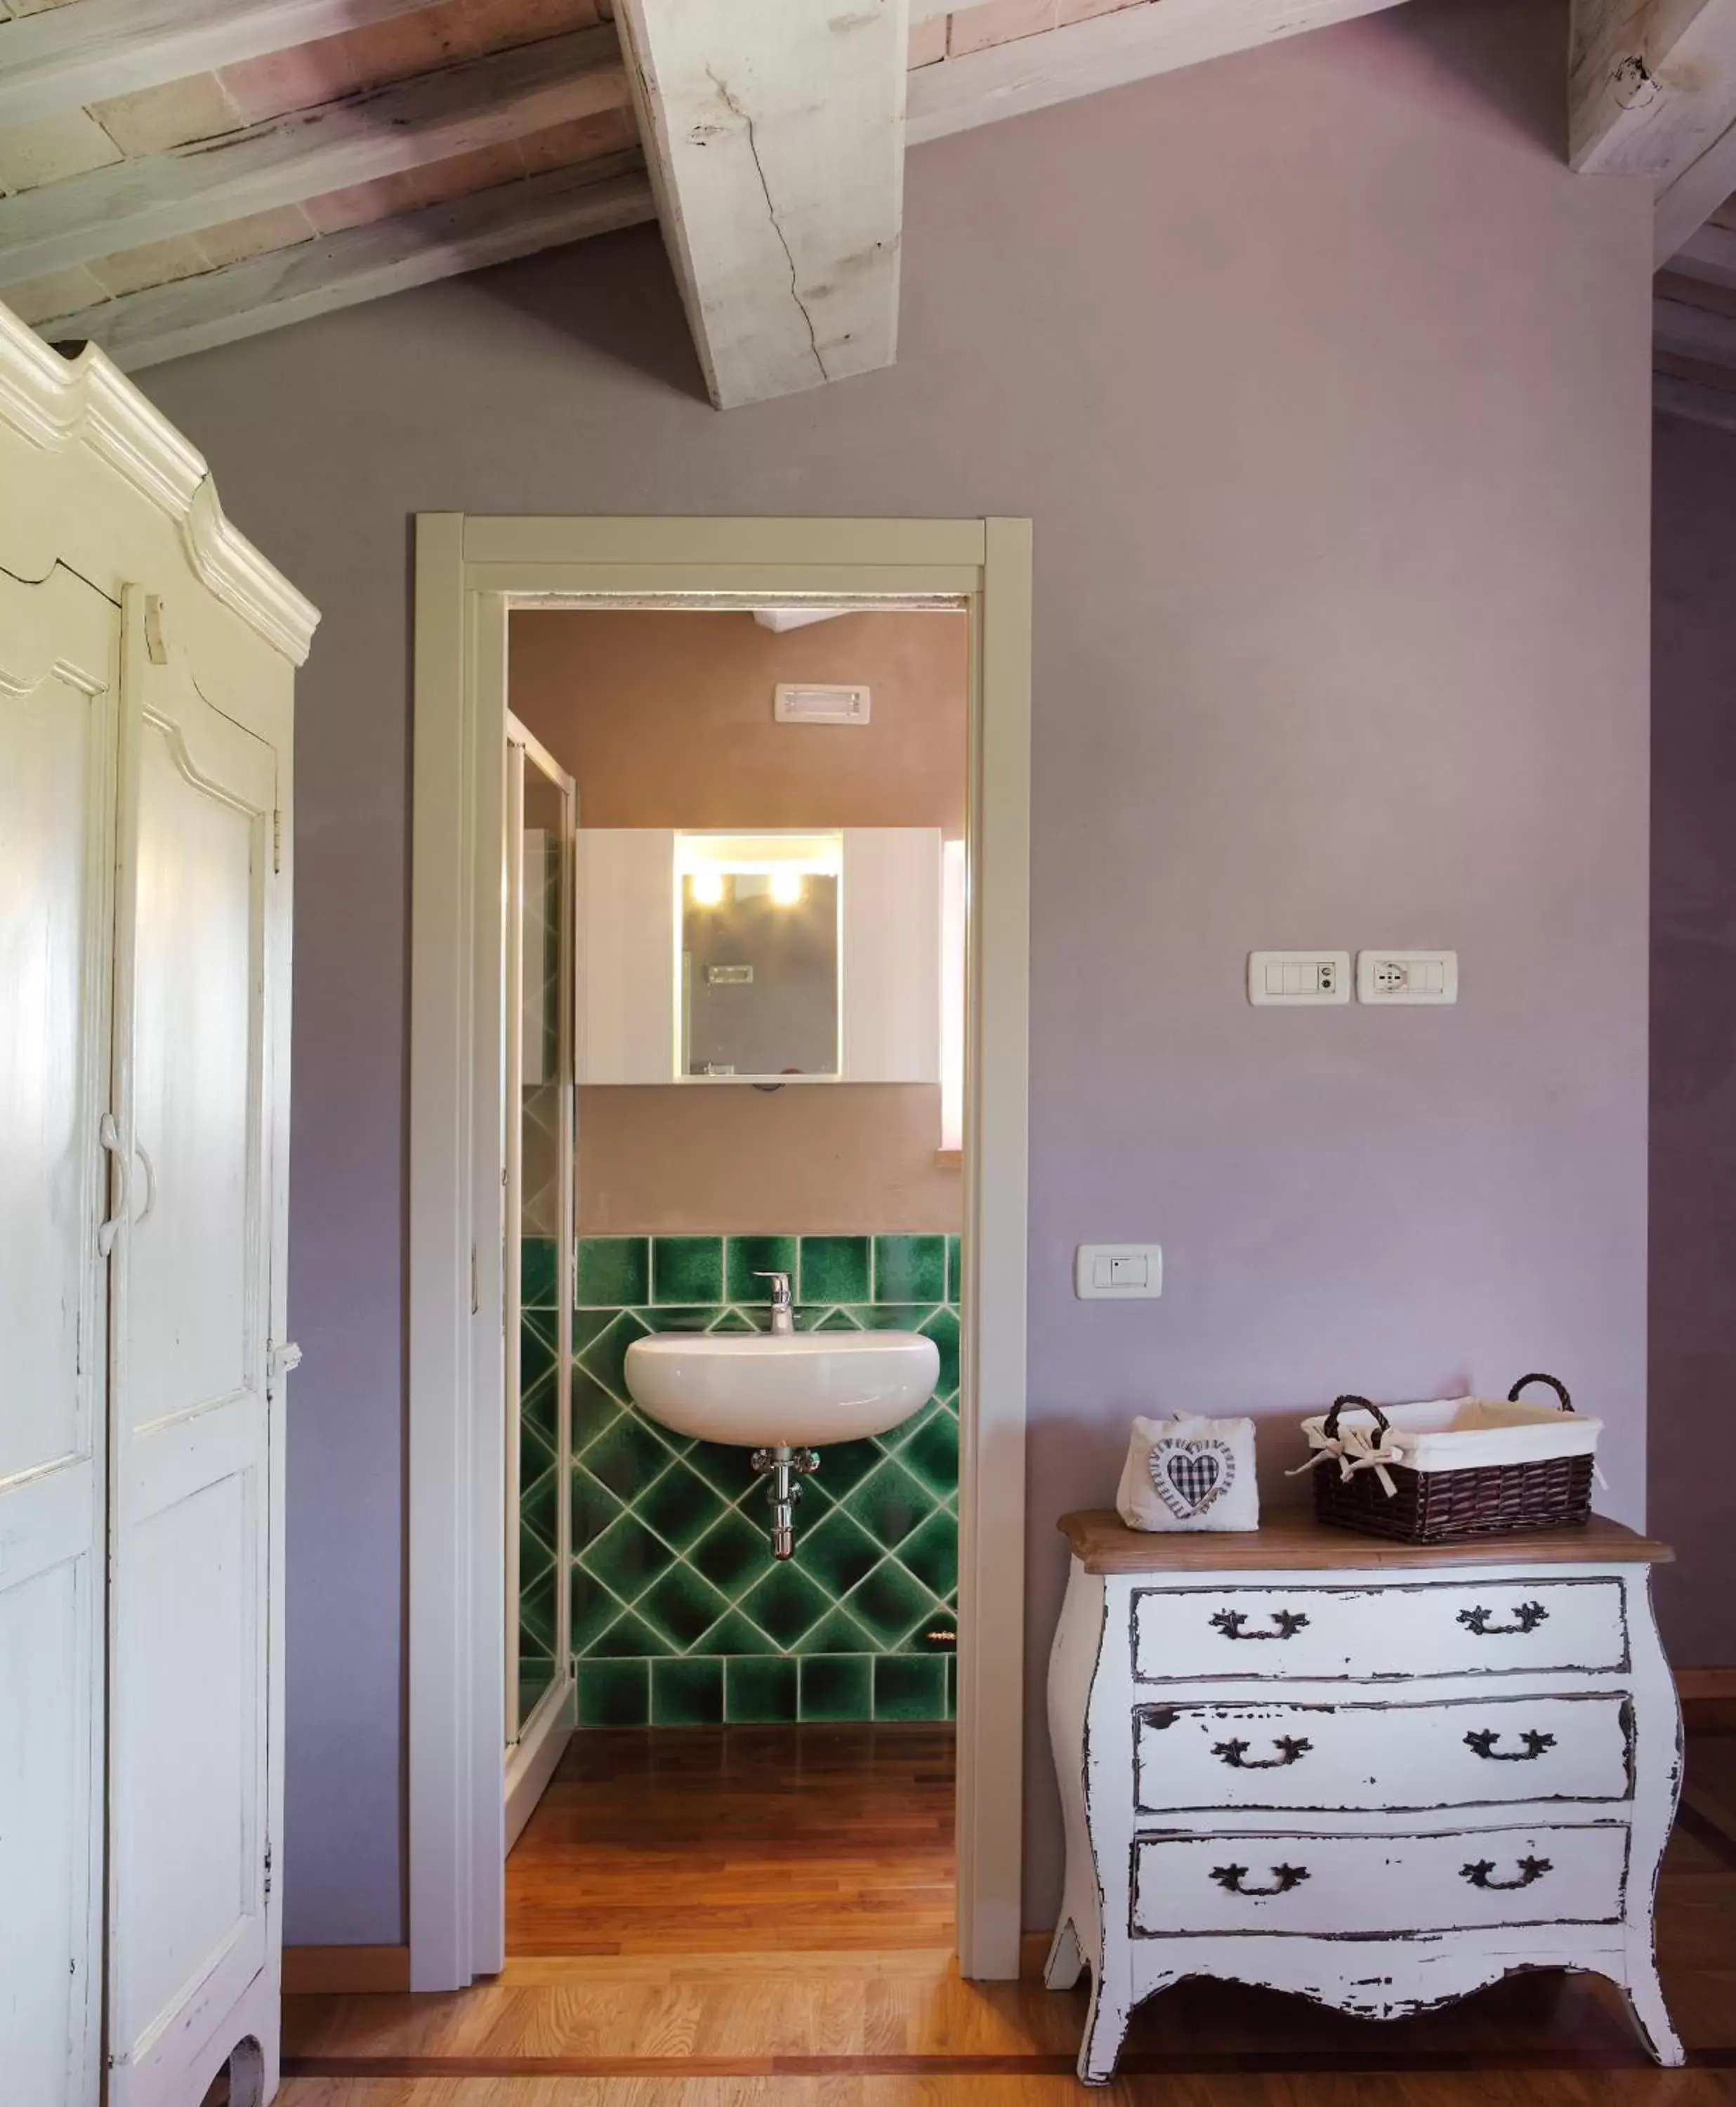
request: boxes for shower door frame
[408,515,1032,1992]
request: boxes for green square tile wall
[525,1233,961,1728]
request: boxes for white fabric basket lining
[1298,1394,1602,1475]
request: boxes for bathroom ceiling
[1,0,1732,413]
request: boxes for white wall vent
[774,683,871,726]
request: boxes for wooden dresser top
[1058,1509,1673,1574]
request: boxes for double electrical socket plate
[1248,950,1459,1006]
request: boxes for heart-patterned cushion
[1152,1438,1235,1519]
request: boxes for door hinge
[272,808,283,874]
[264,1839,273,1898]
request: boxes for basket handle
[1507,1372,1572,1414]
[1322,1394,1390,1442]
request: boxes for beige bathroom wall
[508,608,968,1234]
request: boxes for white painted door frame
[408,515,1032,1990]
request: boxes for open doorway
[408,515,1030,1993]
[501,605,967,1955]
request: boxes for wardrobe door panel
[107,605,280,2107]
[0,563,116,2107]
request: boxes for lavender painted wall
[140,0,1653,1941]
[1650,409,1736,1669]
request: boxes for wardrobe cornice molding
[0,303,319,665]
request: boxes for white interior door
[0,562,117,2107]
[107,591,282,2107]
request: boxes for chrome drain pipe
[750,1444,820,1558]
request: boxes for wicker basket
[1301,1375,1597,1544]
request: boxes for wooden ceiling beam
[32,163,655,372]
[906,0,1412,145]
[614,0,907,411]
[0,0,440,131]
[1570,1,1736,263]
[0,24,628,287]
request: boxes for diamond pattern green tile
[738,1560,831,1648]
[653,1235,723,1304]
[874,1235,946,1304]
[577,1508,674,1603]
[652,1656,724,1726]
[520,1464,560,1556]
[794,1507,882,1601]
[685,1505,773,1596]
[577,1236,649,1309]
[637,1563,731,1652]
[896,1509,958,1602]
[571,1565,624,1654]
[800,1235,870,1305]
[576,1308,651,1403]
[874,1653,947,1721]
[843,1558,938,1648]
[571,1464,625,1552]
[947,1234,962,1304]
[582,1411,678,1503]
[920,1307,961,1399]
[800,1655,872,1722]
[895,1404,959,1500]
[634,1459,729,1554]
[693,1607,778,1655]
[588,1608,676,1659]
[846,1459,928,1551]
[726,1234,798,1305]
[558,1227,961,1728]
[796,1602,880,1655]
[726,1656,797,1724]
[578,1659,647,1727]
[519,1563,558,1656]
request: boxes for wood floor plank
[282,1719,1736,2106]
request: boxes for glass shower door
[505,718,574,1748]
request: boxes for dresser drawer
[1133,1691,1633,1813]
[1131,1822,1629,1938]
[1132,1577,1627,1683]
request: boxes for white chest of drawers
[1045,1511,1683,2085]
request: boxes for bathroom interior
[498,599,969,1951]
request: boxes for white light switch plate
[1356,950,1458,1004]
[1074,1244,1163,1299]
[1248,952,1350,1005]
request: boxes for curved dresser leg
[1077,1969,1135,2087]
[1620,1961,1685,2067]
[1043,1918,1084,1991]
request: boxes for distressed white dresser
[1045,1511,1683,2085]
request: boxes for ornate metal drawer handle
[1456,1601,1548,1636]
[1464,1728,1556,1762]
[1213,1735,1313,1770]
[1211,1862,1310,1896]
[1461,1855,1552,1891]
[1210,1608,1310,1641]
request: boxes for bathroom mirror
[678,832,842,1080]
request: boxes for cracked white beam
[1571,0,1736,263]
[615,0,907,411]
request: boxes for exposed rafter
[0,25,629,287]
[34,163,653,372]
[907,0,1412,144]
[614,0,908,411]
[1570,0,1736,263]
[0,0,438,131]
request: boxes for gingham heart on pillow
[1152,1438,1234,1519]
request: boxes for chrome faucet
[755,1270,795,1335]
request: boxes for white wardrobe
[0,306,316,2106]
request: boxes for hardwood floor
[280,1707,1736,2105]
[506,1724,956,1955]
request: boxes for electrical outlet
[1248,952,1351,1006]
[1356,950,1458,1004]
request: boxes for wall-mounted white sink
[624,1330,940,1448]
